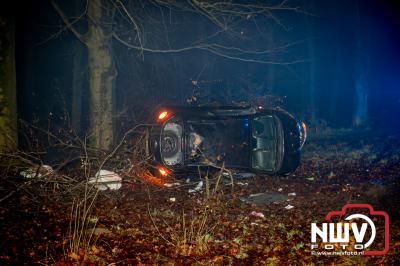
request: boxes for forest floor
[1,128,400,265]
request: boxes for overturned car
[146,106,306,178]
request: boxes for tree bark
[0,15,17,151]
[52,0,116,150]
[86,0,117,150]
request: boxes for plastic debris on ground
[288,192,296,196]
[306,176,315,181]
[169,197,176,202]
[223,172,256,179]
[188,180,203,193]
[285,204,294,210]
[240,192,288,205]
[234,172,256,179]
[88,169,122,191]
[237,182,249,186]
[278,188,283,192]
[250,211,265,218]
[164,182,181,188]
[20,165,54,178]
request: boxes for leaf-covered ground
[1,129,400,265]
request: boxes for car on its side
[146,105,306,178]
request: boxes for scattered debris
[223,172,255,179]
[306,176,315,182]
[5,125,400,264]
[188,180,203,193]
[241,192,288,205]
[250,211,265,218]
[285,204,294,210]
[88,170,122,191]
[164,182,181,188]
[20,165,54,178]
[234,172,256,179]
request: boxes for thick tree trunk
[51,0,117,150]
[0,15,17,151]
[87,0,117,150]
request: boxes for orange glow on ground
[142,171,167,186]
[157,166,170,177]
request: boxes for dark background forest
[13,0,400,144]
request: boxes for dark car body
[147,106,306,177]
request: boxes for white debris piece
[88,169,122,191]
[237,182,249,186]
[288,192,296,196]
[20,165,54,178]
[278,188,283,192]
[164,182,181,188]
[250,211,265,218]
[285,204,294,210]
[169,197,176,202]
[188,180,203,193]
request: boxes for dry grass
[148,167,229,256]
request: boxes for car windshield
[251,115,281,171]
[186,118,251,167]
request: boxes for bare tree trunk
[0,15,17,151]
[86,0,117,150]
[52,0,116,150]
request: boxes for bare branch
[50,0,88,44]
[37,1,89,46]
[115,0,145,57]
[113,33,304,65]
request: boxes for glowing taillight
[158,166,170,176]
[157,110,170,122]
